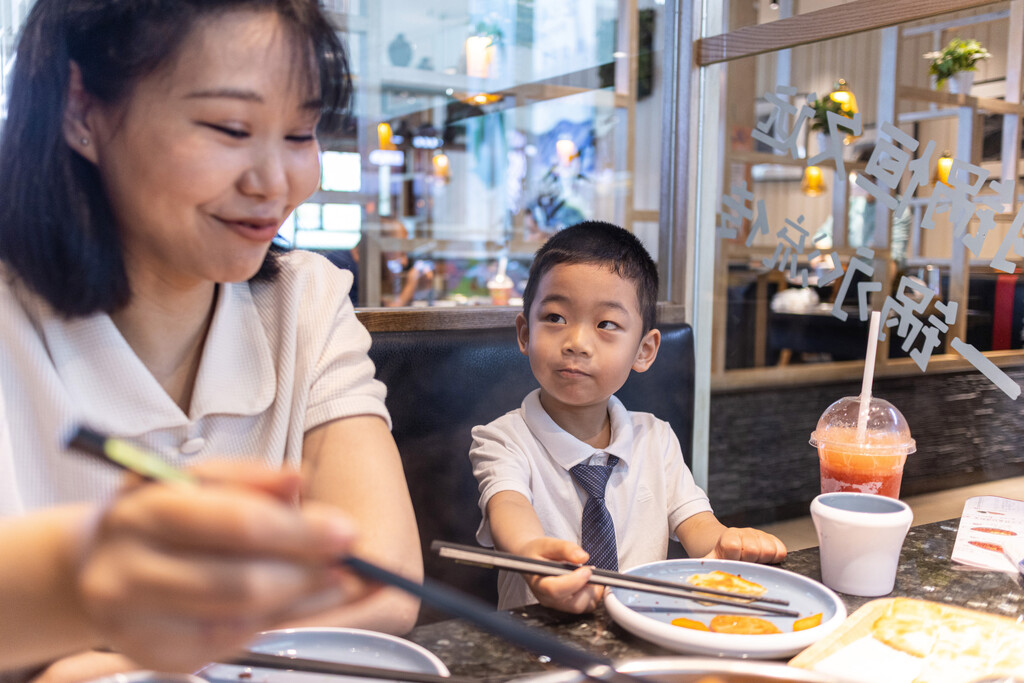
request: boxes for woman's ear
[63,61,100,164]
[515,312,530,356]
[632,328,661,373]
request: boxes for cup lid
[808,396,916,454]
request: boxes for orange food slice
[709,615,781,635]
[793,613,822,631]
[971,527,1017,536]
[671,617,710,631]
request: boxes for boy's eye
[544,313,566,324]
[597,320,620,330]
[286,132,317,144]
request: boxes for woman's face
[71,10,323,289]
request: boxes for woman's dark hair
[0,0,350,317]
[521,221,659,335]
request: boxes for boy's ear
[632,328,661,373]
[63,61,100,165]
[515,312,530,356]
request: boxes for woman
[0,0,422,679]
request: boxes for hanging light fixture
[827,79,860,145]
[432,152,450,181]
[555,138,577,167]
[377,122,395,150]
[828,79,858,116]
[935,150,953,186]
[802,165,826,196]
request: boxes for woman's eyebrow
[185,88,264,102]
[184,89,323,110]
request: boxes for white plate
[198,627,449,682]
[604,559,847,659]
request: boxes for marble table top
[406,519,1024,680]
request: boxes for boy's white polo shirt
[470,388,712,609]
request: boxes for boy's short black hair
[521,221,659,334]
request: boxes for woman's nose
[239,145,289,199]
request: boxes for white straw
[857,310,882,442]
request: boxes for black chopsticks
[432,541,799,618]
[67,426,646,683]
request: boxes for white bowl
[198,627,449,682]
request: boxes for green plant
[808,96,850,133]
[473,20,504,47]
[924,38,991,88]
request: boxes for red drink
[810,398,915,500]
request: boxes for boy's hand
[703,527,787,564]
[518,537,604,613]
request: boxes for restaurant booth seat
[367,322,695,624]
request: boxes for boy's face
[516,262,660,415]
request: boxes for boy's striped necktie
[570,455,620,571]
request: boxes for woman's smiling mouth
[216,215,280,242]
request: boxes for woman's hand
[75,463,364,673]
[518,537,604,614]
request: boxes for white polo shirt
[470,389,712,609]
[0,251,389,515]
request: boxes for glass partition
[304,0,668,308]
[709,2,1024,395]
[1,0,671,311]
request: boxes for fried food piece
[970,527,1017,536]
[793,612,822,631]
[686,570,767,599]
[870,600,936,658]
[670,617,710,631]
[709,615,781,635]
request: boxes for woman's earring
[80,138,89,146]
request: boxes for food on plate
[793,613,823,631]
[670,611,823,634]
[866,598,1024,683]
[970,527,1017,536]
[708,615,781,635]
[670,616,710,631]
[686,570,767,599]
[871,600,938,657]
[968,540,1004,553]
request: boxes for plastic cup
[809,396,916,499]
[487,276,513,306]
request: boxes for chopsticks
[225,651,476,683]
[67,426,646,683]
[432,541,800,618]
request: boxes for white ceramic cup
[810,491,913,597]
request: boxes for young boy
[469,221,786,612]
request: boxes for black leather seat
[368,322,695,623]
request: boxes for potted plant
[808,82,858,149]
[809,96,848,134]
[924,38,991,94]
